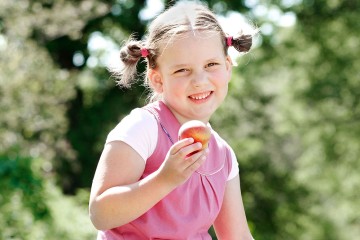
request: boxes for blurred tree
[212,0,360,239]
[1,0,359,239]
[288,1,360,238]
[43,0,148,193]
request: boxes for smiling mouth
[188,91,213,101]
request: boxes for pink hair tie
[226,36,233,47]
[141,48,149,58]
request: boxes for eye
[174,68,189,74]
[206,62,219,68]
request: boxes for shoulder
[107,108,156,139]
[122,107,156,125]
[106,108,158,161]
[210,126,231,150]
[210,126,239,181]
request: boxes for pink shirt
[98,101,233,239]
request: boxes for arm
[89,139,207,231]
[213,175,253,240]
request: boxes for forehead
[157,31,225,66]
[164,30,223,49]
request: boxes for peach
[178,120,211,151]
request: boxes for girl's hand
[157,138,208,187]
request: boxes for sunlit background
[0,0,359,239]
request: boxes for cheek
[165,79,186,93]
[213,72,231,86]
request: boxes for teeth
[190,92,211,100]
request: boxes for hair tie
[226,36,233,47]
[141,48,149,58]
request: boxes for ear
[225,55,233,79]
[148,69,163,93]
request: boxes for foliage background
[0,0,359,239]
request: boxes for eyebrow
[169,64,188,70]
[169,57,223,70]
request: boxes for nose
[192,70,208,88]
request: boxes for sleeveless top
[98,101,233,240]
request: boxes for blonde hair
[112,1,255,101]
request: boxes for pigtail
[111,37,148,88]
[232,33,253,53]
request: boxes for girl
[89,1,255,239]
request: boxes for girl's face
[149,31,232,124]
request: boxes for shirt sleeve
[106,108,158,162]
[227,147,239,181]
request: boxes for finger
[186,154,207,172]
[176,142,204,159]
[170,138,201,155]
[169,138,194,155]
[184,147,207,164]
